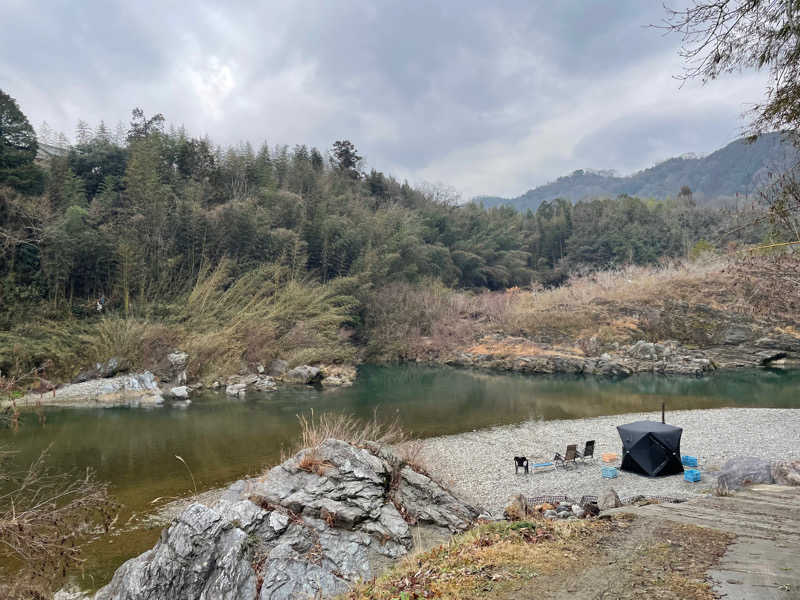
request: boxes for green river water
[2,364,799,589]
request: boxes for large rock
[15,372,164,408]
[268,359,289,377]
[73,357,128,383]
[167,351,189,385]
[96,439,480,600]
[225,383,247,398]
[283,365,323,385]
[598,488,622,511]
[253,375,277,392]
[771,460,800,486]
[169,385,189,399]
[95,502,260,600]
[715,457,774,494]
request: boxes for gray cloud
[0,0,766,198]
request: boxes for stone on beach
[772,460,800,486]
[598,489,622,511]
[715,457,774,494]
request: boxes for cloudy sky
[1,0,767,199]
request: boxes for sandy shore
[419,407,800,516]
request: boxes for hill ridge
[476,132,797,210]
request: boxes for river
[2,364,799,590]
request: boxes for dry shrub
[295,409,406,452]
[345,519,601,600]
[365,281,514,360]
[180,260,357,380]
[729,253,800,319]
[296,450,334,476]
[392,439,429,474]
[503,259,729,341]
[0,448,118,600]
[83,316,177,373]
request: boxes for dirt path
[634,485,800,599]
[518,484,800,600]
[500,514,730,600]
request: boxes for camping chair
[513,456,529,474]
[553,444,578,470]
[577,440,596,464]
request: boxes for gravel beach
[419,408,800,516]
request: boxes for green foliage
[0,89,44,194]
[689,240,715,261]
[0,93,772,380]
[179,260,359,378]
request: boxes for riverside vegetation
[1,89,799,389]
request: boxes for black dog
[513,456,529,474]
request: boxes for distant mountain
[476,132,798,211]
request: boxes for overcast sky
[1,0,767,199]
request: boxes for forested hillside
[478,132,797,211]
[0,90,772,379]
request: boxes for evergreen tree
[0,89,44,194]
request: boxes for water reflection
[1,365,797,586]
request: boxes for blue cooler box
[602,466,618,479]
[681,455,698,467]
[684,469,701,482]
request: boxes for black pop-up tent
[617,420,684,477]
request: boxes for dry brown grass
[296,409,406,451]
[83,316,177,373]
[343,515,733,600]
[343,519,608,600]
[366,258,742,360]
[0,448,118,600]
[392,439,430,474]
[503,259,729,342]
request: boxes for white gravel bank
[419,408,800,516]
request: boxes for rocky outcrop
[282,365,323,385]
[13,372,164,408]
[167,351,189,385]
[95,439,480,600]
[268,359,289,377]
[319,364,357,387]
[448,335,715,378]
[169,385,189,399]
[73,357,128,383]
[225,374,278,397]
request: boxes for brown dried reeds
[0,447,118,599]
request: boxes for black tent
[617,420,684,477]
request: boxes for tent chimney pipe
[662,402,665,424]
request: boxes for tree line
[0,89,766,328]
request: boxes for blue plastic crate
[602,466,618,479]
[681,455,698,467]
[684,469,701,482]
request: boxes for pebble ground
[419,408,800,516]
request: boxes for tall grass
[180,260,359,379]
[502,259,730,342]
[81,316,175,372]
[295,409,406,451]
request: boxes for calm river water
[2,364,798,588]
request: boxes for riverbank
[418,407,800,516]
[6,260,800,397]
